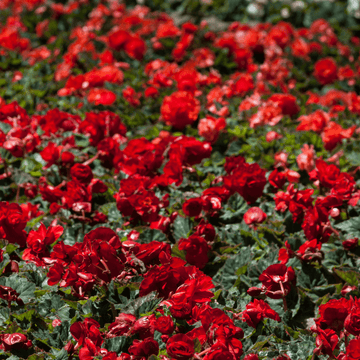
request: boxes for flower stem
[280,281,288,311]
[194,347,211,360]
[83,152,99,166]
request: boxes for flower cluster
[0,2,360,360]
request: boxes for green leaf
[25,266,47,287]
[347,152,360,166]
[219,225,243,245]
[193,338,202,353]
[236,265,247,276]
[121,292,162,317]
[98,202,116,216]
[37,293,72,321]
[34,290,49,298]
[0,274,36,303]
[250,336,271,352]
[0,307,10,326]
[103,336,130,354]
[297,264,327,290]
[33,320,71,349]
[140,228,166,243]
[21,158,43,174]
[107,280,128,305]
[75,133,90,148]
[213,247,252,290]
[27,354,47,360]
[172,216,191,241]
[171,243,186,261]
[333,268,360,286]
[12,309,36,323]
[239,228,265,248]
[220,193,248,222]
[53,349,69,360]
[6,243,18,255]
[334,216,360,238]
[257,226,284,247]
[284,335,316,360]
[11,168,33,185]
[226,139,244,156]
[0,121,11,133]
[26,213,47,230]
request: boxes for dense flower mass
[160,91,201,130]
[0,1,359,360]
[314,58,338,85]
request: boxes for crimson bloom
[242,299,281,328]
[128,338,159,357]
[40,141,60,169]
[314,58,338,85]
[106,313,136,339]
[243,207,267,226]
[243,355,259,360]
[116,189,161,223]
[123,86,141,107]
[0,285,24,307]
[135,241,171,266]
[309,159,341,189]
[322,121,356,151]
[233,73,254,95]
[224,162,266,204]
[203,346,234,360]
[168,136,212,166]
[198,115,226,144]
[331,173,356,201]
[160,91,200,130]
[144,86,159,98]
[178,235,210,269]
[297,144,315,173]
[266,131,282,142]
[297,109,329,134]
[87,88,116,106]
[154,316,175,335]
[0,202,28,247]
[23,223,63,266]
[195,220,216,242]
[131,315,156,340]
[70,164,93,185]
[70,318,103,349]
[345,298,360,336]
[139,257,189,298]
[108,29,131,51]
[252,264,296,299]
[269,169,287,189]
[47,262,64,286]
[347,337,360,360]
[0,333,32,352]
[267,93,300,116]
[124,35,147,61]
[343,238,358,251]
[297,239,323,263]
[166,334,194,360]
[315,298,352,332]
[182,198,203,217]
[314,328,339,357]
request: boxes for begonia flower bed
[0,1,360,359]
